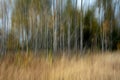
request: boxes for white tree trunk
[68,21,70,53]
[53,0,57,54]
[80,0,83,53]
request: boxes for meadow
[0,51,120,80]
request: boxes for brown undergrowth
[0,51,120,80]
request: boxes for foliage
[0,0,120,54]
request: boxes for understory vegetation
[0,51,120,80]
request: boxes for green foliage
[83,9,100,49]
[65,0,73,18]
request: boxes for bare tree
[53,0,58,54]
[80,0,83,53]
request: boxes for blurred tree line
[0,0,120,54]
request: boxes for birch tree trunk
[74,0,78,53]
[53,0,57,54]
[68,20,70,53]
[80,0,83,53]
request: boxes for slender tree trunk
[53,0,57,54]
[80,0,83,53]
[74,0,78,53]
[46,15,49,55]
[40,14,43,49]
[68,20,70,53]
[1,0,4,55]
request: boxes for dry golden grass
[0,51,120,80]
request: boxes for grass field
[0,51,120,80]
